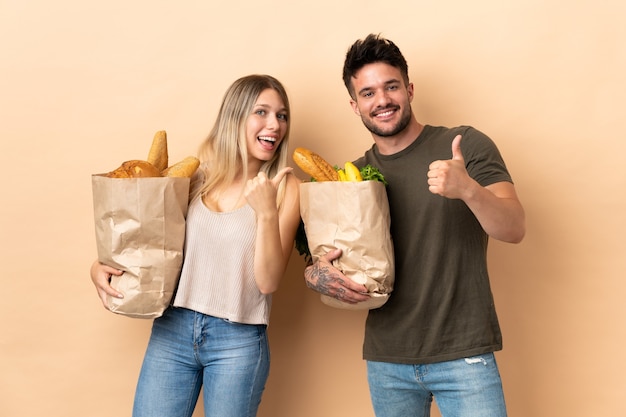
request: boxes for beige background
[1,1,624,416]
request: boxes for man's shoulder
[426,124,478,136]
[352,144,376,166]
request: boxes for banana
[344,162,363,181]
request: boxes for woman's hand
[90,260,124,308]
[244,167,292,218]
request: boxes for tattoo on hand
[305,262,346,297]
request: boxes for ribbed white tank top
[172,196,271,325]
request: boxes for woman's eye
[277,113,288,121]
[255,109,266,116]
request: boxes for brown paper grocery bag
[300,181,394,310]
[91,175,190,319]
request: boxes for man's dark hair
[342,33,409,99]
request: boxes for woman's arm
[245,169,301,294]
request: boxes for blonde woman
[91,74,301,417]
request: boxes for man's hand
[427,134,526,243]
[427,134,475,199]
[304,249,370,304]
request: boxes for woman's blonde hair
[194,74,291,208]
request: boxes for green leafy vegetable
[360,164,388,185]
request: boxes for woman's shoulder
[279,170,301,211]
[189,163,207,195]
[286,169,302,184]
[284,170,301,195]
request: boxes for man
[304,34,525,417]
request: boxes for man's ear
[349,99,360,116]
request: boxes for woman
[90,74,301,417]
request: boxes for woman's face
[245,88,288,164]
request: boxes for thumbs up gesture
[427,135,472,199]
[245,167,292,213]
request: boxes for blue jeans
[133,307,270,417]
[367,353,507,417]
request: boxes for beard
[361,104,412,137]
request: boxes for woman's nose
[266,114,280,130]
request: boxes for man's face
[349,62,413,137]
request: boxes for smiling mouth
[376,110,394,118]
[258,136,277,150]
[373,106,398,119]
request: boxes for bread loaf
[292,147,338,181]
[105,160,161,178]
[103,130,200,179]
[161,156,200,178]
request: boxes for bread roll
[105,160,162,178]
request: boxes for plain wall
[1,1,624,416]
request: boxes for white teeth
[258,136,276,142]
[377,110,394,117]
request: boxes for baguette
[161,156,200,178]
[292,147,338,181]
[147,130,168,172]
